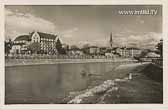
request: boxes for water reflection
[5,62,118,104]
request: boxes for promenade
[5,57,137,67]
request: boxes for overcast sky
[5,5,162,49]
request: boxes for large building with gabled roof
[11,31,60,54]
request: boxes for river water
[5,62,125,104]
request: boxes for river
[5,61,130,104]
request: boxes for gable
[31,32,40,42]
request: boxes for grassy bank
[142,63,163,82]
[63,63,163,104]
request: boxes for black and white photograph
[3,4,164,105]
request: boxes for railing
[152,58,163,67]
[5,54,138,66]
[139,57,161,62]
[5,54,116,60]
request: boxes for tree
[139,49,151,58]
[60,48,66,54]
[66,45,69,51]
[5,39,13,57]
[70,45,79,50]
[156,39,163,57]
[134,49,150,62]
[61,44,69,54]
[55,38,63,54]
[27,42,41,54]
[82,44,90,49]
[82,44,90,54]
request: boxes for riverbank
[5,58,137,67]
[5,60,134,104]
[62,63,163,104]
[5,61,162,104]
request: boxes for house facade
[11,35,31,54]
[126,47,142,57]
[115,47,141,57]
[89,46,100,55]
[12,31,59,54]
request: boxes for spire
[110,32,113,48]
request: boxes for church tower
[109,32,113,49]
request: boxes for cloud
[61,27,79,38]
[61,31,162,50]
[113,32,162,49]
[92,39,108,47]
[5,9,57,40]
[136,16,145,24]
[62,28,78,34]
[5,9,162,50]
[66,32,162,49]
[76,38,108,48]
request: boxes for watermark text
[118,9,158,16]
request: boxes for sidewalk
[5,58,137,67]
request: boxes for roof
[14,31,58,41]
[37,32,57,39]
[112,47,120,50]
[14,35,31,41]
[146,52,160,58]
[119,47,140,50]
[69,48,81,51]
[126,47,140,50]
[100,47,108,49]
[89,46,99,48]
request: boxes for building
[89,46,100,55]
[126,47,142,57]
[99,47,108,55]
[82,46,100,55]
[68,48,84,56]
[112,47,122,56]
[109,33,113,48]
[113,47,141,57]
[12,31,59,54]
[11,35,31,54]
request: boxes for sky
[5,5,162,49]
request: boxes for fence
[5,54,116,60]
[152,58,163,67]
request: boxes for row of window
[40,43,55,49]
[40,38,55,41]
[41,43,54,47]
[32,35,40,41]
[32,39,40,43]
[14,40,28,44]
[16,37,56,44]
[40,41,55,44]
[41,46,54,49]
[41,47,55,50]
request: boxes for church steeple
[110,32,113,48]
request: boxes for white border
[0,0,168,110]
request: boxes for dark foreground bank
[63,63,163,104]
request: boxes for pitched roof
[14,31,58,41]
[146,52,160,58]
[14,35,31,41]
[119,47,140,50]
[89,46,99,48]
[126,47,140,50]
[37,32,57,39]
